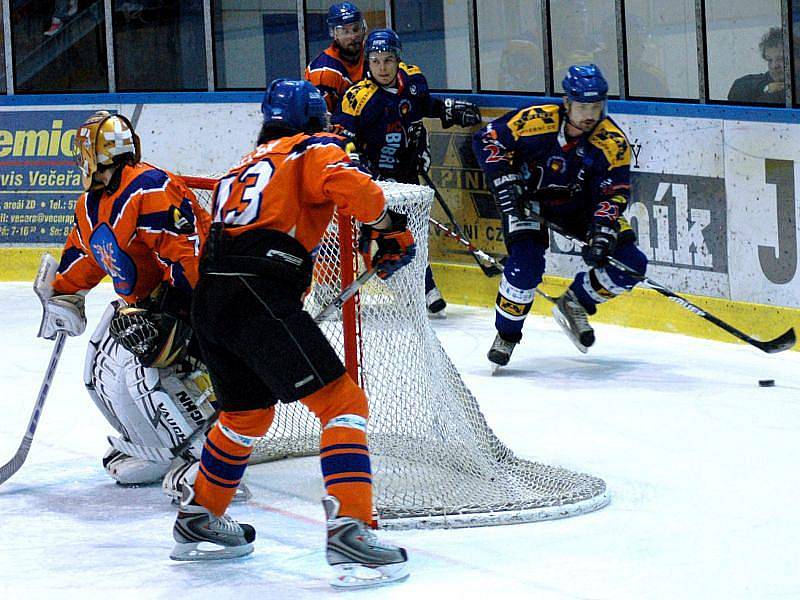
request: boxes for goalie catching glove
[359,210,416,280]
[108,283,193,368]
[441,98,482,128]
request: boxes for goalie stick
[0,332,66,486]
[536,215,796,354]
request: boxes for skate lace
[212,513,241,534]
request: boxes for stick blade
[754,328,796,354]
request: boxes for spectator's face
[333,22,366,57]
[764,45,784,81]
[369,52,399,86]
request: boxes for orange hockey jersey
[305,44,366,112]
[211,133,384,252]
[53,162,211,303]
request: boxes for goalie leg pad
[194,408,274,516]
[301,374,372,524]
[103,447,171,486]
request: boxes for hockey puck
[758,379,775,387]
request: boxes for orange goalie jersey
[53,162,211,303]
[211,132,385,250]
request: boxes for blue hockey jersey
[332,63,445,183]
[473,103,632,235]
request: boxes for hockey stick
[314,267,378,322]
[0,332,67,486]
[536,215,796,354]
[419,170,503,278]
[427,215,559,304]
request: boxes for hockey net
[181,175,609,529]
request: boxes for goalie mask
[72,111,142,191]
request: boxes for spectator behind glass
[44,0,78,37]
[727,27,785,104]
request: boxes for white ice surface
[1,282,799,599]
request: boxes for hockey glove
[582,224,618,268]
[109,306,160,358]
[441,99,482,128]
[359,210,417,280]
[490,173,527,220]
[39,293,87,340]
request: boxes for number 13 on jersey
[212,159,275,226]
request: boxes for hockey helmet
[72,111,141,191]
[365,28,402,59]
[260,79,329,133]
[562,64,609,102]
[327,2,365,35]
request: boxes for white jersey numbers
[213,159,275,226]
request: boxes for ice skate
[426,287,447,317]
[487,333,517,372]
[170,484,255,561]
[552,289,595,353]
[323,495,409,589]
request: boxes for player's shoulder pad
[588,117,631,169]
[341,79,378,116]
[506,104,561,140]
[399,62,423,77]
[308,49,347,74]
[289,133,349,156]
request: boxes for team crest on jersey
[399,99,411,116]
[547,157,566,173]
[89,223,137,296]
[409,84,417,95]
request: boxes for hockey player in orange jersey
[305,2,368,111]
[35,111,218,497]
[169,79,413,589]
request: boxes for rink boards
[0,96,797,348]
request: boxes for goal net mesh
[183,175,609,529]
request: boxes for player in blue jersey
[472,64,648,366]
[333,28,481,314]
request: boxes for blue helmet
[261,79,328,132]
[562,64,609,102]
[365,28,402,58]
[327,2,363,29]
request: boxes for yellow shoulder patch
[589,119,631,169]
[507,104,561,140]
[341,80,378,116]
[400,62,422,76]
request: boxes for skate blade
[170,541,253,561]
[490,362,502,375]
[551,306,589,354]
[330,562,409,589]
